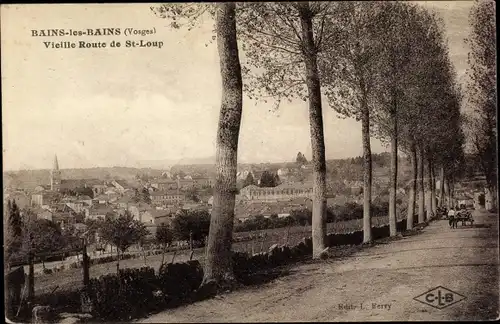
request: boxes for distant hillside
[138,156,216,169]
[3,153,412,191]
[3,167,167,190]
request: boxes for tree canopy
[170,209,211,242]
[259,170,279,187]
[99,211,148,254]
[464,0,497,207]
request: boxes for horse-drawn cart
[454,210,474,226]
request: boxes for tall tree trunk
[492,187,497,211]
[444,178,450,208]
[439,166,445,207]
[201,2,243,290]
[406,144,417,230]
[298,2,327,257]
[425,154,433,220]
[431,163,437,215]
[389,112,398,236]
[361,89,372,243]
[417,146,425,223]
[160,245,166,268]
[189,231,193,251]
[493,188,497,211]
[142,243,147,266]
[485,183,497,211]
[116,250,120,273]
[450,180,455,208]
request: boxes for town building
[64,197,86,213]
[141,209,173,226]
[181,202,210,212]
[151,178,178,191]
[237,182,313,202]
[92,184,108,196]
[150,190,184,206]
[127,203,153,222]
[93,194,111,205]
[177,178,195,190]
[111,180,133,193]
[87,204,115,221]
[116,195,134,209]
[277,168,290,176]
[36,209,54,221]
[191,176,213,188]
[234,199,309,222]
[31,191,61,208]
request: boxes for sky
[1,2,475,171]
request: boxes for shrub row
[232,240,312,284]
[325,219,409,246]
[87,267,157,320]
[157,260,203,301]
[85,261,204,321]
[233,218,415,283]
[38,217,432,322]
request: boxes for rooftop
[113,180,131,188]
[150,190,183,196]
[148,209,173,218]
[89,205,114,214]
[152,178,177,184]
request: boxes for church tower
[50,154,61,192]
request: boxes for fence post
[27,251,34,308]
[82,238,90,293]
[285,225,291,246]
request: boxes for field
[31,213,405,297]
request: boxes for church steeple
[51,154,61,191]
[53,154,59,171]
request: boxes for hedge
[29,217,431,322]
[87,267,157,320]
[157,260,203,301]
[83,260,204,321]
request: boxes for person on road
[448,208,456,228]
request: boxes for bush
[35,288,83,314]
[157,261,203,301]
[88,267,157,320]
[231,252,251,282]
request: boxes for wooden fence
[6,237,90,316]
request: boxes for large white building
[237,182,313,202]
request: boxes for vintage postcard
[2,2,498,323]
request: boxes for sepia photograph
[2,1,498,323]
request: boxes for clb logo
[413,286,466,309]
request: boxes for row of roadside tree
[151,1,496,291]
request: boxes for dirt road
[139,210,499,322]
